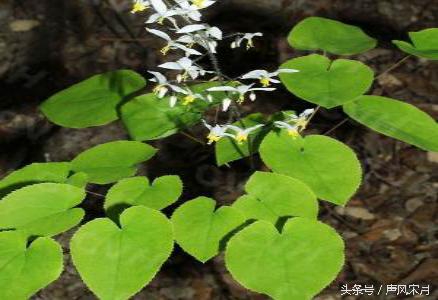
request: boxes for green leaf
[344,96,438,152]
[171,197,245,263]
[0,162,71,195]
[0,231,63,300]
[225,218,344,300]
[121,82,230,141]
[0,183,86,237]
[233,172,318,224]
[105,175,183,215]
[41,70,146,128]
[66,172,89,188]
[260,132,362,205]
[280,54,374,108]
[215,113,269,166]
[393,28,438,60]
[288,17,377,55]
[70,206,173,300]
[71,141,156,184]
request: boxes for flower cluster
[132,0,301,143]
[202,121,264,145]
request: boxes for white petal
[158,62,183,70]
[177,57,193,69]
[202,119,212,130]
[169,95,178,107]
[148,71,167,84]
[250,88,276,92]
[177,24,207,34]
[222,98,232,111]
[249,92,256,101]
[177,35,196,44]
[146,13,161,24]
[241,70,267,79]
[208,27,223,40]
[226,125,241,132]
[150,0,167,14]
[169,84,186,93]
[207,86,237,92]
[146,28,171,41]
[301,108,315,117]
[158,87,168,98]
[278,68,299,74]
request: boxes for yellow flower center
[237,95,245,104]
[235,133,248,144]
[183,95,196,105]
[192,0,206,8]
[295,118,308,129]
[207,133,221,144]
[153,85,164,95]
[158,17,165,25]
[287,129,300,139]
[260,77,270,87]
[131,2,148,13]
[246,39,254,50]
[160,45,171,55]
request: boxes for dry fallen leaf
[9,20,40,32]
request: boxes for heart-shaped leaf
[233,172,318,224]
[225,218,345,300]
[344,96,438,152]
[41,70,146,128]
[66,172,89,188]
[122,82,230,141]
[0,231,63,299]
[105,176,183,215]
[215,113,269,166]
[288,17,377,55]
[0,183,86,237]
[171,197,245,263]
[71,140,157,184]
[0,162,71,195]
[393,28,438,60]
[260,132,362,206]
[70,206,173,300]
[280,54,374,108]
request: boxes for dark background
[0,0,437,299]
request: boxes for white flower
[174,0,202,21]
[274,121,300,138]
[207,84,275,103]
[177,24,222,53]
[177,24,222,39]
[241,68,299,87]
[226,124,264,144]
[146,28,202,56]
[202,120,234,144]
[146,0,179,25]
[149,71,185,98]
[231,33,263,50]
[178,88,206,105]
[158,57,210,81]
[287,108,315,130]
[131,0,150,13]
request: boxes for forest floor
[0,0,437,299]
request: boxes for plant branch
[376,55,411,79]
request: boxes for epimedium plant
[0,0,437,299]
